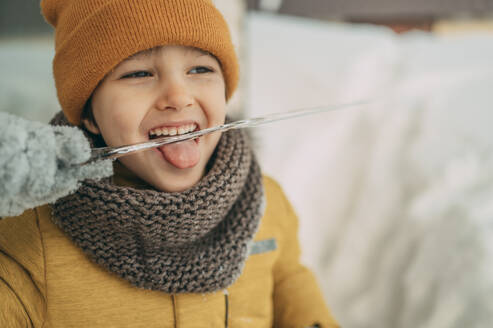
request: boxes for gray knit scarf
[50,113,264,293]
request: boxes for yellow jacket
[0,172,338,328]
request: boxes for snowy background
[2,10,493,328]
[246,14,493,328]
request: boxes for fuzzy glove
[0,112,113,217]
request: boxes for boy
[0,0,339,327]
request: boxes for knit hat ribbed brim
[41,0,239,125]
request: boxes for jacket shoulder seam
[34,207,48,328]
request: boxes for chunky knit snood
[50,113,264,293]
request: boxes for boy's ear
[82,118,101,135]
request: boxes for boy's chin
[119,156,205,193]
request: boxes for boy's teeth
[149,123,196,137]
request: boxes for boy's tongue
[159,140,200,169]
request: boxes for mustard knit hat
[41,0,239,125]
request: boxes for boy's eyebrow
[188,48,221,65]
[122,47,214,64]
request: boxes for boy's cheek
[96,114,144,147]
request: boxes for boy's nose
[155,81,194,112]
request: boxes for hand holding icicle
[0,101,366,217]
[0,112,113,217]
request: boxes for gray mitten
[0,112,113,217]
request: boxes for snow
[0,38,59,123]
[247,13,493,327]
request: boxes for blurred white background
[247,14,493,327]
[2,1,493,327]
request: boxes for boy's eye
[121,71,153,79]
[189,66,213,74]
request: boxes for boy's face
[84,45,227,192]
